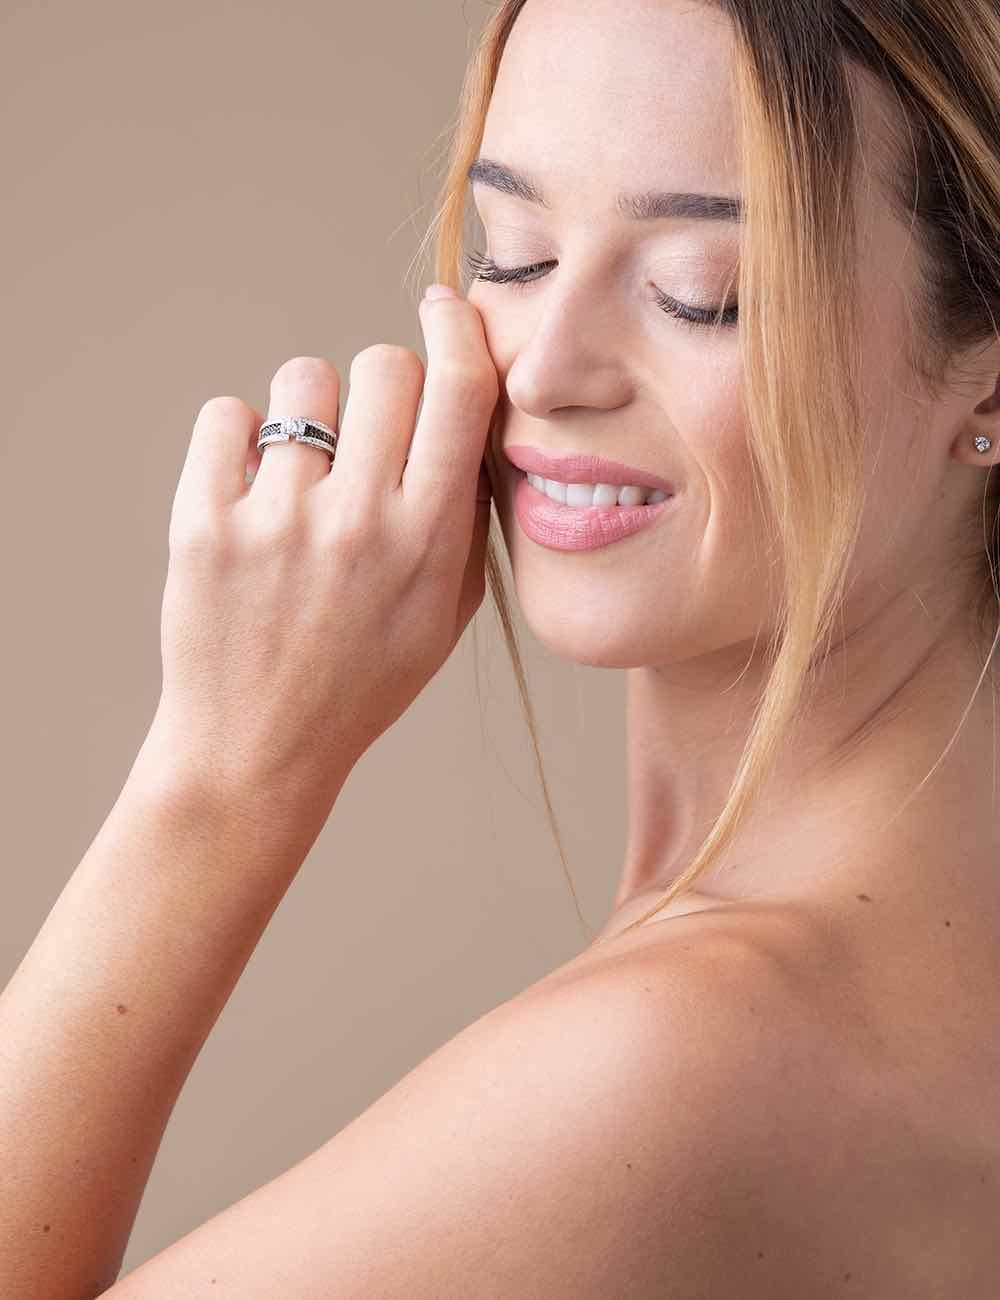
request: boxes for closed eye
[463,249,739,333]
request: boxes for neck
[618,603,999,917]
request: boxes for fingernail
[424,283,459,301]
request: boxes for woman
[3,0,999,1295]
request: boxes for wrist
[125,713,355,860]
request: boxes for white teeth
[566,482,602,508]
[526,473,669,509]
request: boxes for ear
[953,352,1000,469]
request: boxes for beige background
[0,0,627,1274]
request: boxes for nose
[503,278,635,419]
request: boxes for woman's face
[470,0,990,671]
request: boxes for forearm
[0,730,348,1300]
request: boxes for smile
[513,471,676,552]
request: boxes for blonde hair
[410,0,1000,945]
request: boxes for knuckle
[411,512,451,566]
[243,501,308,550]
[351,343,424,381]
[325,498,379,552]
[436,357,498,407]
[330,522,366,557]
[197,394,255,425]
[324,519,370,563]
[271,355,340,389]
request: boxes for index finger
[401,290,500,508]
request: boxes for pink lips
[513,474,675,551]
[502,444,677,553]
[503,445,675,495]
[501,445,677,553]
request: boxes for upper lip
[502,444,675,494]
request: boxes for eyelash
[463,249,739,332]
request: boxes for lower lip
[513,473,676,552]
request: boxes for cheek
[655,342,783,641]
[841,404,941,615]
[663,362,770,575]
[686,422,783,637]
[700,427,763,544]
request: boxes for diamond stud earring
[974,435,993,454]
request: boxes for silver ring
[257,416,338,461]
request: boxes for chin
[514,581,691,668]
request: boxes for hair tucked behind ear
[409,0,1000,946]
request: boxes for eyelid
[465,249,554,286]
[464,250,739,331]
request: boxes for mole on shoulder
[116,1003,128,1015]
[42,1223,50,1232]
[855,893,871,902]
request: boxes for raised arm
[0,285,500,1300]
[0,734,351,1300]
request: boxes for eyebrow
[468,156,744,224]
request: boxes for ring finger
[250,356,342,501]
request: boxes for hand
[144,288,499,818]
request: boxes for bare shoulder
[109,910,861,1299]
[458,922,859,1292]
[555,901,1000,1294]
[545,902,850,1122]
[108,905,990,1298]
[534,892,838,1010]
[502,912,881,1287]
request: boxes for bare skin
[471,0,1000,1284]
[8,1,999,1292]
